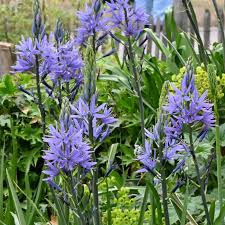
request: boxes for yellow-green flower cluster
[102,187,151,225]
[171,66,225,99]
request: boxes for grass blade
[0,138,5,221]
[6,169,26,225]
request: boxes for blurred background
[0,0,224,44]
[0,0,224,75]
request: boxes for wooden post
[204,9,211,48]
[147,15,154,55]
[161,19,167,60]
[155,17,161,58]
[173,0,188,32]
[218,9,224,43]
[0,42,15,75]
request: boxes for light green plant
[102,187,151,225]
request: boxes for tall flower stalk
[164,68,214,225]
[76,1,109,224]
[33,0,46,136]
[106,1,149,223]
[207,65,222,208]
[188,126,211,225]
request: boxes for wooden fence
[1,8,225,75]
[139,8,225,60]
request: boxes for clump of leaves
[102,187,151,225]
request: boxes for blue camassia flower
[137,116,187,173]
[137,69,215,174]
[51,41,84,83]
[12,36,39,73]
[164,70,215,140]
[76,1,108,45]
[42,116,95,182]
[71,94,117,142]
[106,0,148,37]
[13,35,83,84]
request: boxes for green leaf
[219,123,225,146]
[181,179,189,225]
[13,182,47,224]
[144,28,170,59]
[0,75,17,95]
[0,138,5,221]
[0,115,10,127]
[6,170,26,225]
[11,213,20,225]
[50,187,68,225]
[195,143,213,159]
[146,181,163,224]
[209,200,216,223]
[214,202,225,225]
[107,143,118,172]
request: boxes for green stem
[127,37,145,145]
[35,56,46,137]
[214,99,222,208]
[58,78,62,109]
[127,37,149,225]
[10,118,18,181]
[188,126,211,225]
[70,173,86,225]
[88,34,100,225]
[159,142,170,225]
[92,152,100,225]
[106,177,112,225]
[138,184,150,225]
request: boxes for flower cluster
[42,114,95,182]
[71,94,117,142]
[13,35,83,84]
[106,0,149,37]
[50,41,83,83]
[137,69,215,173]
[137,116,187,173]
[165,69,215,140]
[76,1,108,45]
[12,37,39,73]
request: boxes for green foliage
[102,188,151,225]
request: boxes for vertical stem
[127,36,151,225]
[188,126,211,225]
[127,38,145,149]
[35,55,46,136]
[58,78,62,109]
[124,9,150,222]
[92,149,100,225]
[214,99,222,208]
[70,173,86,225]
[159,142,170,225]
[10,118,18,181]
[106,177,112,225]
[87,34,100,225]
